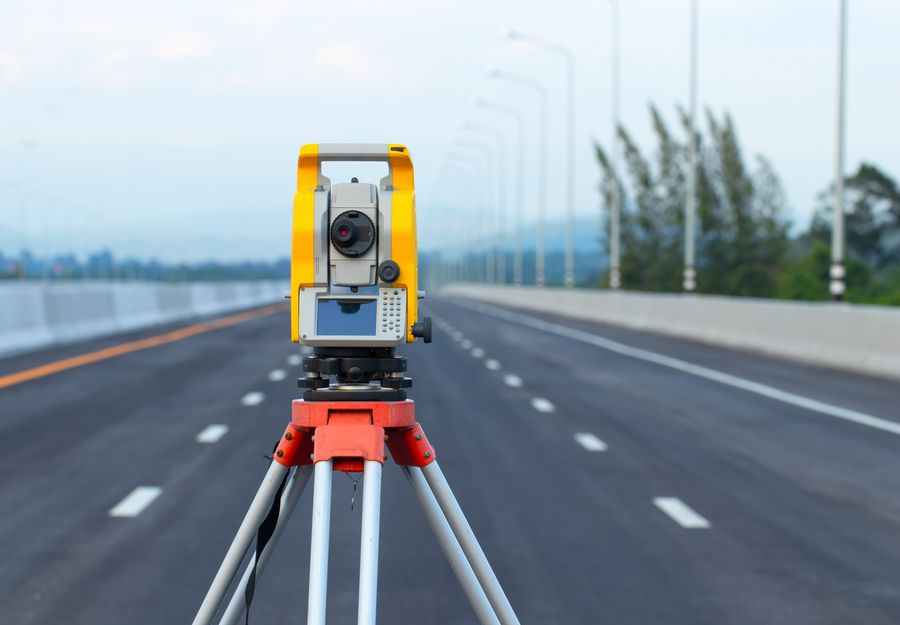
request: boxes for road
[1,296,899,624]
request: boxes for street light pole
[475,99,527,286]
[505,30,577,288]
[684,0,698,293]
[463,122,508,284]
[487,67,548,287]
[442,165,474,285]
[455,139,497,283]
[831,0,847,301]
[608,0,622,290]
[444,158,482,282]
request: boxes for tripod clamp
[298,348,413,402]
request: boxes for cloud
[226,0,299,29]
[151,32,215,61]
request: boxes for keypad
[380,288,405,336]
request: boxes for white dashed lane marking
[196,424,229,443]
[530,397,556,413]
[471,347,485,359]
[464,301,900,438]
[503,374,523,388]
[109,487,163,518]
[287,354,302,366]
[485,359,501,371]
[653,497,711,529]
[268,369,287,382]
[574,433,608,452]
[460,339,473,349]
[241,392,265,406]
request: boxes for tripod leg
[357,460,383,625]
[307,460,333,625]
[218,465,312,625]
[193,460,291,625]
[403,466,501,625]
[422,462,521,625]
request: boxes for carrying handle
[298,143,412,190]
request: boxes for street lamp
[608,1,622,290]
[440,161,480,283]
[684,0,699,293]
[449,148,493,282]
[831,0,848,301]
[462,122,507,284]
[475,99,526,286]
[486,66,548,287]
[504,29,577,288]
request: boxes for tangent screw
[285,432,293,440]
[415,433,423,441]
[276,450,284,458]
[424,451,432,459]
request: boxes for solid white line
[574,432,608,452]
[464,301,900,437]
[503,374,523,388]
[268,369,287,382]
[471,347,485,359]
[653,497,711,529]
[109,486,163,518]
[460,339,473,349]
[530,397,556,413]
[287,354,302,366]
[485,359,501,371]
[196,424,229,443]
[241,391,265,406]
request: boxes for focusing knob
[378,260,401,283]
[411,317,432,343]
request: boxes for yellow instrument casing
[290,143,419,345]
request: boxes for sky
[0,0,898,261]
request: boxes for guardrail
[443,284,900,381]
[0,281,287,357]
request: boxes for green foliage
[595,106,900,306]
[595,105,790,297]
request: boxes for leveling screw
[285,432,293,440]
[424,451,432,459]
[415,433,422,441]
[276,450,284,458]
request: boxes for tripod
[192,353,521,625]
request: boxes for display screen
[316,298,377,336]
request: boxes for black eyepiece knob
[378,260,401,283]
[411,317,432,343]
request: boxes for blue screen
[316,299,377,336]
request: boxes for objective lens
[331,211,375,257]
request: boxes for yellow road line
[0,303,287,390]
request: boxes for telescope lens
[331,211,375,257]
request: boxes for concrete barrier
[0,281,286,358]
[444,284,900,381]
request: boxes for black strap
[244,462,289,624]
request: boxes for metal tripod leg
[403,466,501,625]
[218,465,312,625]
[307,460,333,625]
[357,460,383,625]
[422,461,521,625]
[193,460,291,625]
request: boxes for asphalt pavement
[1,296,899,624]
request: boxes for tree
[595,105,790,297]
